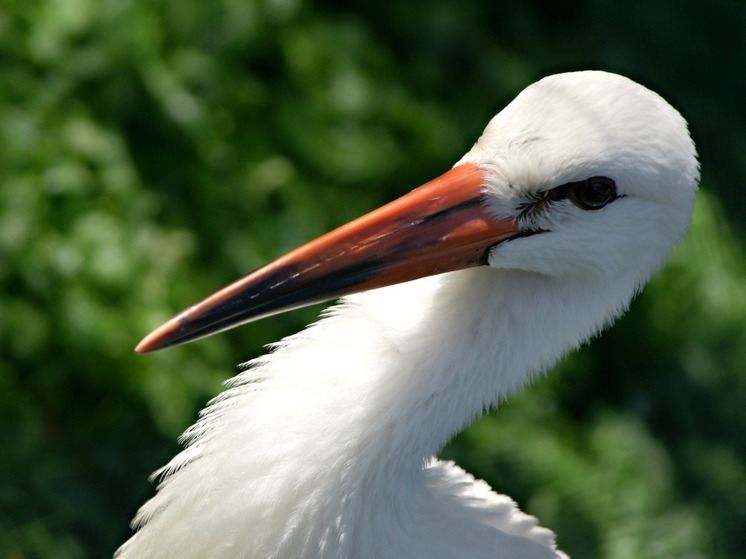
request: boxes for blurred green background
[2,0,745,557]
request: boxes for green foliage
[1,1,744,557]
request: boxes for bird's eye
[568,178,617,210]
[520,176,619,222]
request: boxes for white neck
[119,266,637,559]
[344,266,636,462]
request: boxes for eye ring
[567,178,617,210]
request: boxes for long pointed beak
[136,162,522,352]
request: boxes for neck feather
[119,266,637,559]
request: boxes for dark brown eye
[521,176,619,222]
[568,178,617,210]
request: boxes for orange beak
[136,162,523,352]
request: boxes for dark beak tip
[135,323,176,353]
[135,336,159,354]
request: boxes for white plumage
[118,71,699,558]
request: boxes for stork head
[137,71,699,352]
[463,71,699,282]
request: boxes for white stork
[117,71,699,559]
